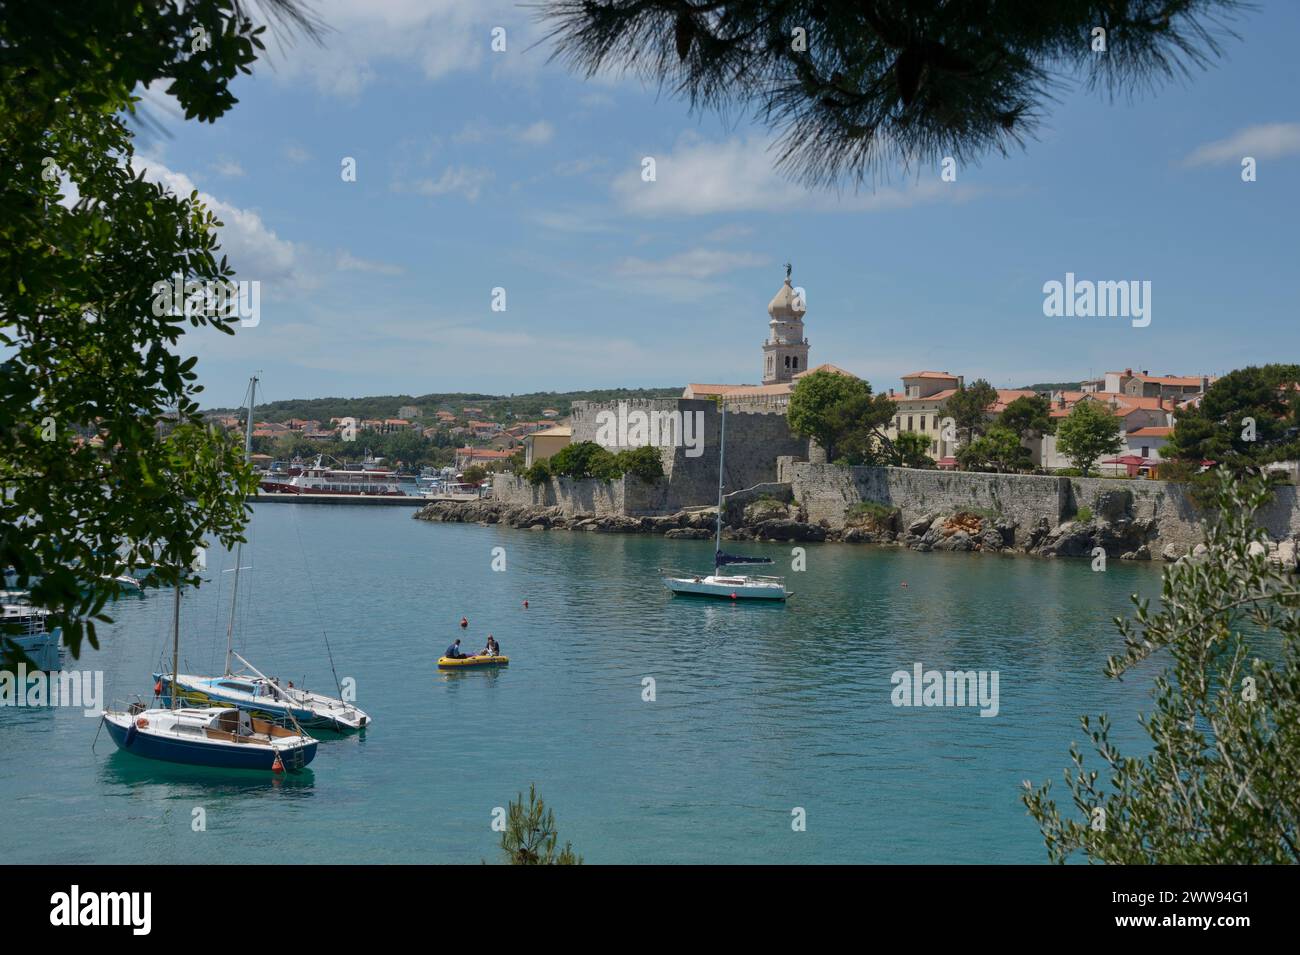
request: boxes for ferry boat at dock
[259,455,405,496]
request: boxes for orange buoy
[272,752,284,774]
[459,617,468,628]
[153,679,163,696]
[136,717,149,729]
[730,592,738,600]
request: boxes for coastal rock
[978,526,1006,551]
[842,527,878,544]
[1039,521,1096,558]
[744,499,791,523]
[1161,543,1182,562]
[906,513,937,537]
[1025,517,1052,551]
[664,527,712,540]
[933,530,974,552]
[1192,543,1209,560]
[751,519,827,542]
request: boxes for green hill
[204,388,682,424]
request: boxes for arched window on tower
[793,357,799,370]
[784,355,791,368]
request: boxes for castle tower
[762,263,809,385]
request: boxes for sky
[130,0,1300,409]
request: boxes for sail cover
[715,551,774,566]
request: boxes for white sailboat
[160,376,371,732]
[663,405,790,601]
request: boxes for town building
[523,425,573,467]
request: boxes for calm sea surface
[2,503,1165,864]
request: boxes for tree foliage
[1025,471,1300,863]
[1,0,316,659]
[957,425,1031,473]
[1166,364,1300,474]
[787,370,895,464]
[1056,399,1123,476]
[888,431,935,469]
[945,379,999,444]
[998,394,1056,440]
[541,0,1246,187]
[500,783,582,865]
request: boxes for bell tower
[762,263,809,385]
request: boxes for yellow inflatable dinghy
[438,654,510,669]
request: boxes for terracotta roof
[1129,426,1173,437]
[528,426,572,438]
[894,388,958,405]
[991,388,1038,412]
[901,371,960,380]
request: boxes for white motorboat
[663,405,790,601]
[1,597,62,670]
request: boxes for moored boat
[663,405,790,601]
[161,655,369,731]
[259,454,405,495]
[0,597,62,670]
[102,703,317,771]
[438,654,510,669]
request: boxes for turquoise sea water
[1,503,1165,864]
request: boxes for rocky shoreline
[413,498,1300,570]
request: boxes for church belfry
[762,263,810,385]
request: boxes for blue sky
[132,0,1300,409]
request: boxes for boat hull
[159,676,368,732]
[438,654,509,669]
[102,714,317,771]
[663,577,789,600]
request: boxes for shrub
[548,441,620,481]
[1075,505,1093,523]
[614,445,664,484]
[524,461,550,486]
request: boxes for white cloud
[397,165,493,201]
[517,121,555,145]
[212,157,245,177]
[1182,122,1300,166]
[614,134,983,216]
[615,249,767,281]
[260,0,547,99]
[336,251,404,276]
[453,120,556,146]
[131,155,300,285]
[283,144,311,165]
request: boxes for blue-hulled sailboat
[101,570,317,772]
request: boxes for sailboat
[663,404,790,601]
[160,376,371,733]
[101,568,318,772]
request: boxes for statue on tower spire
[784,261,792,281]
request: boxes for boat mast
[171,563,181,710]
[714,403,726,571]
[224,374,257,675]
